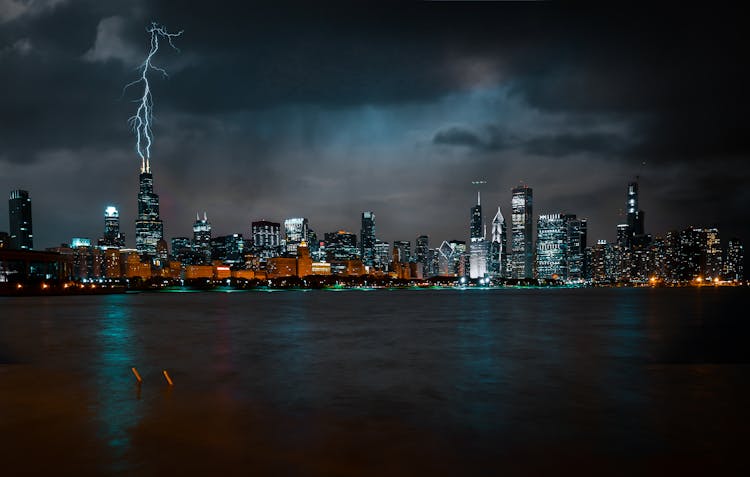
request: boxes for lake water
[1,288,748,475]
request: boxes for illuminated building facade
[171,237,191,262]
[536,214,568,280]
[192,212,212,265]
[252,220,281,258]
[374,240,390,271]
[489,207,507,278]
[324,230,358,261]
[9,189,33,250]
[511,186,533,279]
[135,170,163,258]
[211,233,245,265]
[284,217,309,256]
[566,217,587,281]
[415,235,429,272]
[393,240,411,264]
[724,238,744,281]
[360,211,376,267]
[469,191,487,279]
[98,206,125,248]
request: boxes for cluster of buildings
[0,164,745,286]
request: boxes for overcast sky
[1,1,748,250]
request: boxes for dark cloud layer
[1,1,748,253]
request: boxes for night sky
[1,1,748,250]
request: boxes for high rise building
[98,206,126,248]
[284,217,309,256]
[724,238,744,281]
[360,211,376,267]
[324,230,358,261]
[393,240,411,264]
[211,233,245,264]
[567,217,587,281]
[135,168,163,258]
[623,180,650,248]
[374,240,391,271]
[469,191,488,279]
[489,207,507,278]
[252,220,281,258]
[192,212,212,265]
[9,189,33,250]
[171,236,191,262]
[536,214,568,280]
[415,235,429,271]
[511,186,533,279]
[627,181,644,237]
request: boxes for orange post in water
[163,370,174,386]
[131,367,142,384]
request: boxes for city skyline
[1,2,748,250]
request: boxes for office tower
[627,181,644,237]
[567,217,587,281]
[437,240,456,276]
[704,227,722,280]
[99,206,126,248]
[681,226,722,281]
[393,240,411,264]
[9,189,33,250]
[284,217,309,256]
[415,235,429,271]
[489,207,507,278]
[171,236,191,262]
[307,229,318,253]
[469,191,488,279]
[211,233,245,264]
[624,180,650,249]
[511,186,533,279]
[616,223,631,249]
[324,230,358,261]
[360,211,376,267]
[193,212,212,265]
[724,238,744,281]
[536,214,568,280]
[374,240,391,271]
[135,167,163,258]
[252,220,281,258]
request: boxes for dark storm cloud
[1,1,748,250]
[432,125,512,152]
[523,132,631,158]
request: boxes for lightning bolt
[124,22,183,174]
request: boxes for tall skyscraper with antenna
[135,163,164,259]
[469,183,488,279]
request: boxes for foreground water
[1,288,748,475]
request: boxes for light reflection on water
[1,288,748,475]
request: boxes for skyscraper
[489,207,507,278]
[284,217,309,256]
[415,235,429,271]
[393,240,411,264]
[360,211,376,267]
[98,206,125,248]
[627,181,644,237]
[9,190,33,250]
[252,221,281,258]
[135,166,163,258]
[193,212,212,265]
[511,186,533,279]
[469,190,487,279]
[536,213,568,280]
[724,238,744,281]
[566,217,587,281]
